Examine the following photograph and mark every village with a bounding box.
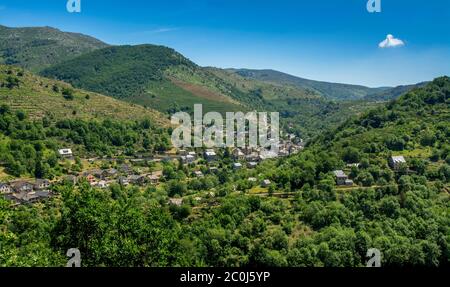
[0,133,307,206]
[0,131,410,207]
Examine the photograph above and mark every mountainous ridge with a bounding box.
[0,25,109,72]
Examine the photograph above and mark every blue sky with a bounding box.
[0,0,449,87]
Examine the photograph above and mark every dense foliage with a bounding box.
[0,25,108,72]
[0,105,170,178]
[41,45,196,101]
[1,77,448,267]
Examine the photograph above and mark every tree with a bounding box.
[342,147,360,163]
[62,87,74,100]
[356,171,374,187]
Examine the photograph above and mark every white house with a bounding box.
[204,149,217,162]
[118,176,130,186]
[261,179,271,188]
[233,162,242,170]
[0,183,11,194]
[97,180,109,189]
[34,179,50,190]
[181,155,195,164]
[58,148,73,158]
[193,171,204,178]
[247,162,258,169]
[389,156,407,170]
[169,198,183,206]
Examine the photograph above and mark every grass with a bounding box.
[0,65,169,125]
[130,79,243,114]
[248,186,268,194]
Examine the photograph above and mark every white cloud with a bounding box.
[145,28,179,34]
[379,34,405,48]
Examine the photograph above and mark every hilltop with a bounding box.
[0,25,108,72]
[40,45,245,114]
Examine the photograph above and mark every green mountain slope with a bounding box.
[364,82,428,101]
[253,77,450,266]
[268,76,450,195]
[0,25,108,72]
[39,43,380,137]
[41,45,244,114]
[0,64,172,180]
[0,64,168,125]
[228,68,392,101]
[207,67,383,137]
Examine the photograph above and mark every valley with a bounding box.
[0,24,448,268]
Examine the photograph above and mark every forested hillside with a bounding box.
[40,45,245,114]
[228,68,390,101]
[0,25,108,72]
[1,77,448,267]
[39,44,382,137]
[0,64,171,180]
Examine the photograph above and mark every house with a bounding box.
[261,179,272,188]
[91,169,104,179]
[102,168,118,179]
[188,151,197,157]
[58,148,73,158]
[85,174,96,183]
[346,163,361,168]
[245,153,259,162]
[97,180,109,189]
[119,164,132,175]
[10,181,34,193]
[35,190,51,200]
[34,179,50,190]
[148,172,162,185]
[344,179,354,186]
[389,156,407,170]
[209,167,219,174]
[232,148,245,161]
[204,149,217,162]
[0,183,11,194]
[278,149,289,157]
[118,176,129,186]
[178,149,188,156]
[233,162,242,170]
[84,169,103,179]
[12,190,49,204]
[181,155,195,164]
[333,170,349,186]
[169,198,183,206]
[248,177,257,182]
[193,171,204,178]
[19,192,40,204]
[247,162,258,169]
[128,175,146,186]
